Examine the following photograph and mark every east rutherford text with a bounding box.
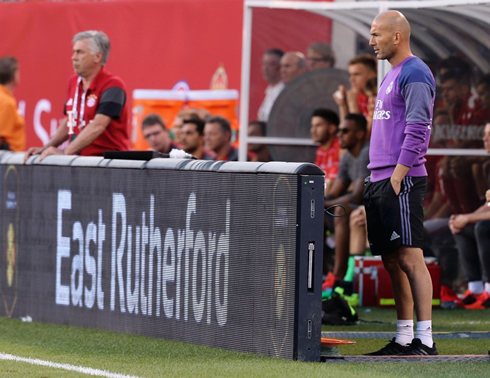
[55,190,230,326]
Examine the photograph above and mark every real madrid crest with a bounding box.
[386,81,394,94]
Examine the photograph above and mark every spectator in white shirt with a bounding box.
[258,49,285,122]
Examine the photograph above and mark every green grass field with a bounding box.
[0,307,488,377]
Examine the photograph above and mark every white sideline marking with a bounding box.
[0,352,140,378]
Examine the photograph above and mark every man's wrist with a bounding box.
[391,175,402,184]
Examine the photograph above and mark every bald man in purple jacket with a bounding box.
[363,10,438,356]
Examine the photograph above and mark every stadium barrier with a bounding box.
[0,152,324,362]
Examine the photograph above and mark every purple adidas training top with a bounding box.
[368,56,436,182]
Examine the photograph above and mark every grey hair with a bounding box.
[307,42,336,67]
[72,30,111,66]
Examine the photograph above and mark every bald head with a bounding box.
[370,10,412,65]
[280,52,307,84]
[374,10,411,39]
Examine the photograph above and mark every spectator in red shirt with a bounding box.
[204,116,238,161]
[470,74,490,125]
[310,108,340,195]
[172,109,202,147]
[181,118,215,160]
[333,54,377,120]
[247,120,271,162]
[440,70,479,127]
[24,30,130,161]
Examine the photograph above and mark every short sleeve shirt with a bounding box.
[64,67,130,156]
[315,137,340,179]
[455,93,479,126]
[0,85,25,151]
[337,142,370,185]
[357,92,370,118]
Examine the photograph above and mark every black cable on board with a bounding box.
[324,204,346,217]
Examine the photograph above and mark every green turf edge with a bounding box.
[0,315,488,378]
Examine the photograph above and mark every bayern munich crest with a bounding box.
[87,94,97,107]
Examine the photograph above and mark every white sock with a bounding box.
[415,320,433,348]
[395,319,413,346]
[468,281,484,294]
[485,282,490,294]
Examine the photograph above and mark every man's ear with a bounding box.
[394,32,401,45]
[94,52,103,64]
